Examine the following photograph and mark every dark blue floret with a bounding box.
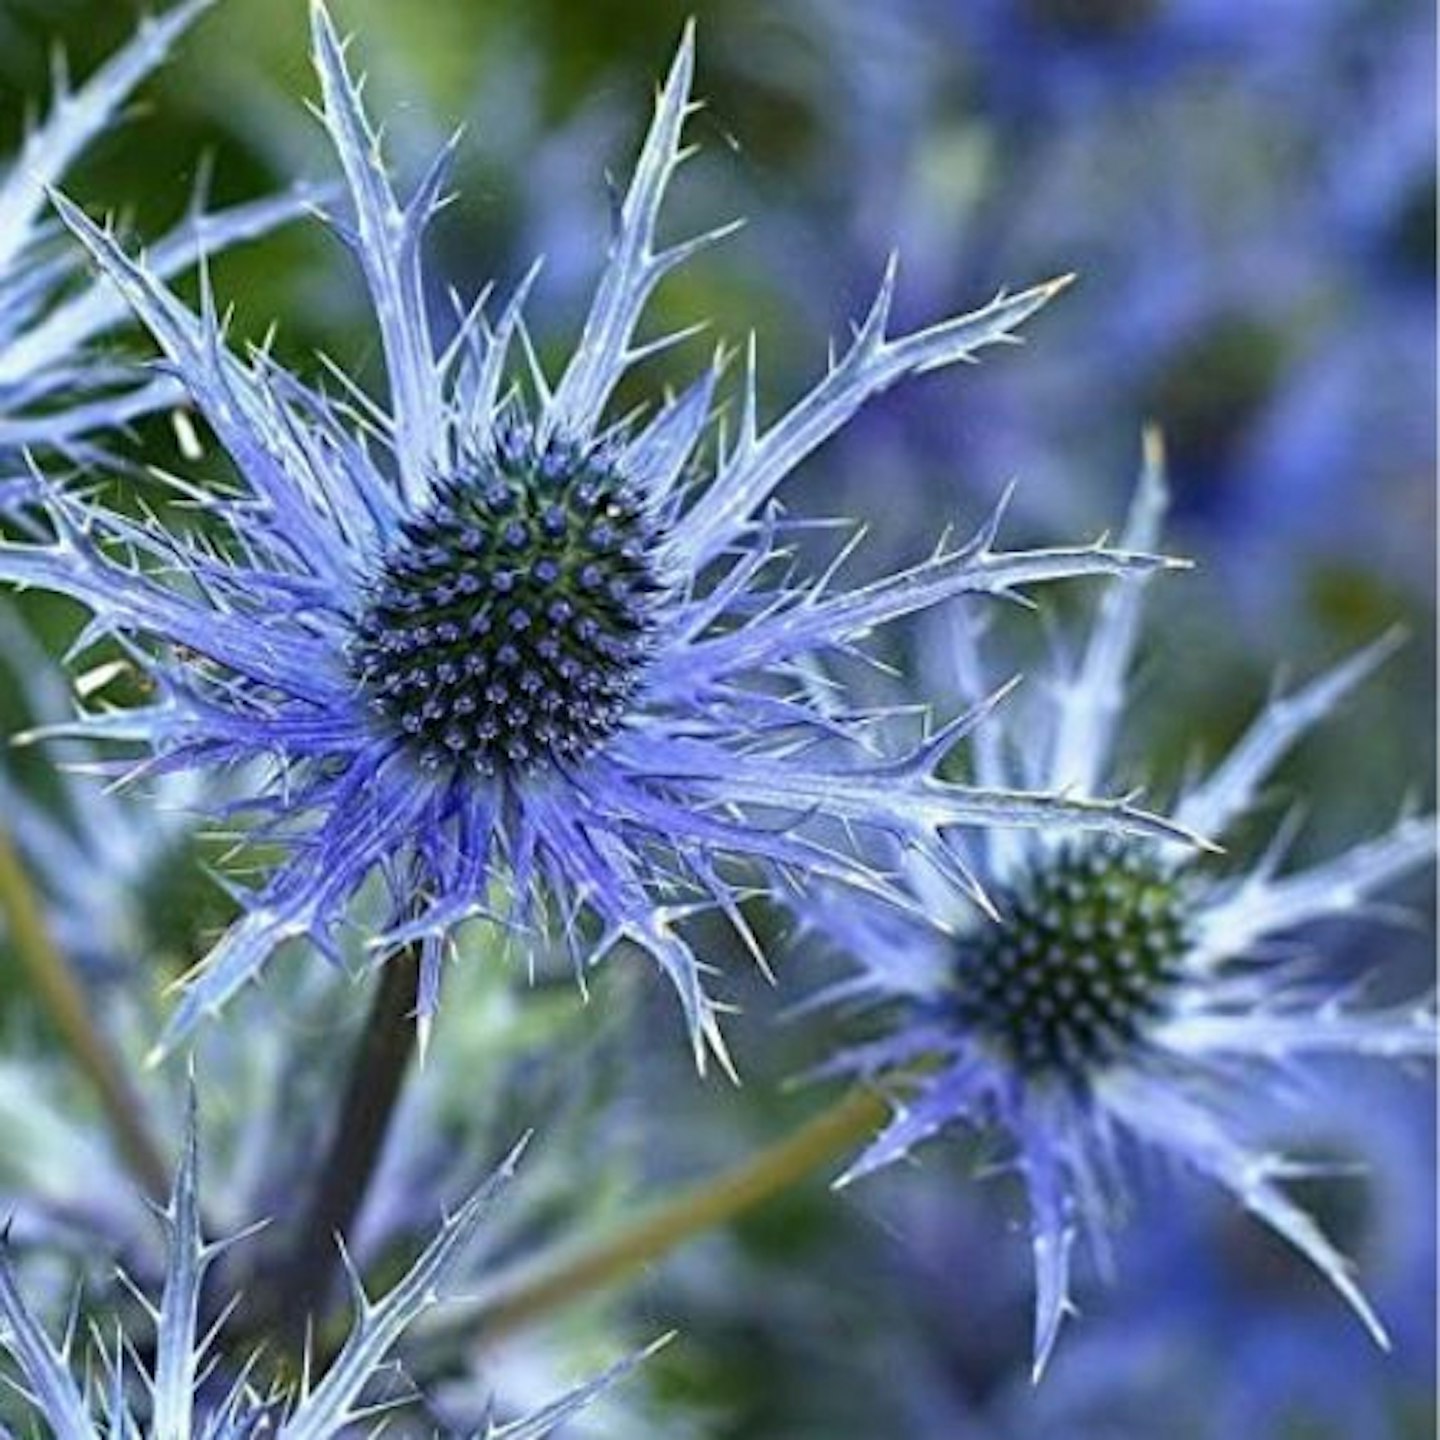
[953,838,1190,1078]
[349,426,660,774]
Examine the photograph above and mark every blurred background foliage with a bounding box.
[0,0,1434,1436]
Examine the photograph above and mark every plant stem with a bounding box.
[279,946,421,1346]
[464,1085,888,1341]
[0,824,171,1202]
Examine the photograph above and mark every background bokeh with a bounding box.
[0,1,1435,1436]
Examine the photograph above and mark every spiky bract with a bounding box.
[0,0,311,471]
[0,1105,645,1440]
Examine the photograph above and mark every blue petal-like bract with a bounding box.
[0,1,313,463]
[0,1105,641,1439]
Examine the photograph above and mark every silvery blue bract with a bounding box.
[0,0,310,476]
[0,1106,647,1440]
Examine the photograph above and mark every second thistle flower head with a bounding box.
[0,3,1189,1068]
[810,435,1437,1377]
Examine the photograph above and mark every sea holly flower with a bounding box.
[0,1,1191,1070]
[808,437,1436,1377]
[0,0,314,473]
[772,0,1433,623]
[0,1105,649,1440]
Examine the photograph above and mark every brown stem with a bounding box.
[278,947,420,1346]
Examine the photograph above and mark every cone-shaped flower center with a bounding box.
[351,425,660,774]
[955,839,1189,1078]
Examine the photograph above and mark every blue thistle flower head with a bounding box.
[0,2,1193,1069]
[809,433,1437,1378]
[0,1101,649,1440]
[0,0,314,478]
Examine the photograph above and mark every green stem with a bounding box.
[0,824,171,1202]
[465,1085,888,1341]
[278,946,421,1348]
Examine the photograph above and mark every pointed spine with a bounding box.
[676,265,1072,568]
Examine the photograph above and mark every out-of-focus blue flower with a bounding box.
[0,3,1192,1071]
[756,0,1435,630]
[809,437,1436,1377]
[0,0,314,476]
[1311,4,1435,291]
[0,1103,648,1440]
[1231,3,1436,594]
[943,0,1314,121]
